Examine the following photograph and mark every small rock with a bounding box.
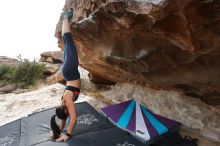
[46,57,53,64]
[40,51,64,63]
[43,63,61,75]
[0,56,20,66]
[46,69,65,84]
[39,56,46,62]
[0,85,16,93]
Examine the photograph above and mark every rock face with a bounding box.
[88,72,116,85]
[55,0,220,106]
[0,56,20,66]
[0,85,16,93]
[39,51,92,85]
[39,51,65,84]
[40,51,64,63]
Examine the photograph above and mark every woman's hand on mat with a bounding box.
[56,134,70,142]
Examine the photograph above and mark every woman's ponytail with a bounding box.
[50,114,61,140]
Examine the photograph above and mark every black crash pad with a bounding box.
[19,102,113,146]
[0,101,147,146]
[0,119,21,146]
[36,127,146,146]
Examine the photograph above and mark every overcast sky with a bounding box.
[0,0,64,60]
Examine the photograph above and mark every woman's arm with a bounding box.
[56,92,77,142]
[65,96,77,134]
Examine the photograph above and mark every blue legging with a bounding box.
[62,32,80,81]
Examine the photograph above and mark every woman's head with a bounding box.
[55,106,68,120]
[50,106,68,140]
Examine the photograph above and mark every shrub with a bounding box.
[0,56,45,88]
[0,65,15,86]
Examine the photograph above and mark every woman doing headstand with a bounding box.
[50,9,80,142]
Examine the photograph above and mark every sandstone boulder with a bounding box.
[0,56,20,66]
[39,51,64,80]
[0,85,16,93]
[43,63,61,75]
[55,0,220,106]
[88,72,116,85]
[40,51,64,63]
[38,56,47,62]
[46,69,65,84]
[46,57,53,64]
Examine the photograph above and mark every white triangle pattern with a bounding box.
[135,102,150,140]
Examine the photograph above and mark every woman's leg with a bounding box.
[56,14,79,142]
[52,11,80,141]
[61,10,81,95]
[62,17,71,35]
[61,16,80,82]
